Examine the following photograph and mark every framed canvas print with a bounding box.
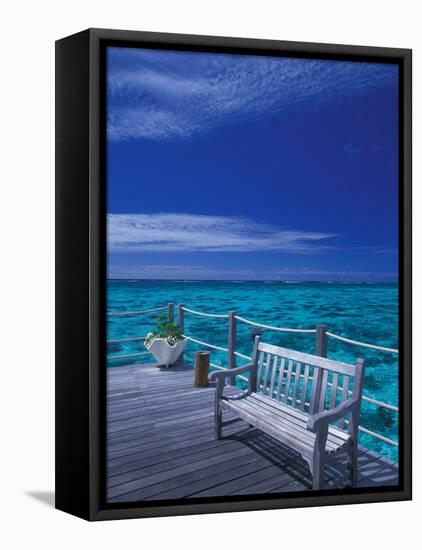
[55,28,412,521]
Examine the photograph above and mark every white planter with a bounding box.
[146,337,189,368]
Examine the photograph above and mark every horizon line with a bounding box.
[107,278,398,284]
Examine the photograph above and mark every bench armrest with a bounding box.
[208,362,254,383]
[307,397,360,432]
[209,363,254,399]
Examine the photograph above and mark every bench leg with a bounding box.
[215,406,222,440]
[347,442,358,487]
[311,452,324,490]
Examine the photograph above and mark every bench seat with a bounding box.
[222,392,351,459]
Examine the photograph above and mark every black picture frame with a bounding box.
[55,28,412,521]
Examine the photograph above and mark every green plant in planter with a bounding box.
[144,315,184,347]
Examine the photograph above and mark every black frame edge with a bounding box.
[55,29,92,521]
[89,27,411,59]
[401,48,412,500]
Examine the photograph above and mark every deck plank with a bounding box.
[107,362,398,503]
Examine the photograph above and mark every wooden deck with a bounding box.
[107,362,398,503]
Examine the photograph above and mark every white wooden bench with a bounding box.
[209,336,365,490]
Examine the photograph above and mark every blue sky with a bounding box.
[106,47,398,281]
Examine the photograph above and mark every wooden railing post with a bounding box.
[177,304,184,333]
[178,304,185,363]
[228,311,237,385]
[316,324,328,357]
[168,303,174,323]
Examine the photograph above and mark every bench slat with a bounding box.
[276,357,286,400]
[291,361,302,407]
[309,366,321,414]
[338,375,350,430]
[300,364,310,411]
[330,372,339,410]
[284,360,294,404]
[261,353,272,395]
[269,355,278,398]
[256,351,265,390]
[319,368,329,412]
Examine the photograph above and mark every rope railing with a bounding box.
[107,304,398,354]
[183,335,229,353]
[326,331,399,354]
[108,336,146,343]
[235,315,317,334]
[358,427,398,447]
[106,302,399,448]
[361,395,398,412]
[107,306,168,317]
[181,306,229,319]
[210,362,226,371]
[108,351,151,360]
[234,351,252,361]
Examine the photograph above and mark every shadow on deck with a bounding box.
[107,362,398,503]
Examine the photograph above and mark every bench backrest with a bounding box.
[249,338,364,432]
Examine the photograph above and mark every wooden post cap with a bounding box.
[194,351,210,387]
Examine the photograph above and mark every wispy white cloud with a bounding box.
[107,213,335,254]
[107,49,397,142]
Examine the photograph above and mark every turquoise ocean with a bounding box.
[107,280,399,461]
